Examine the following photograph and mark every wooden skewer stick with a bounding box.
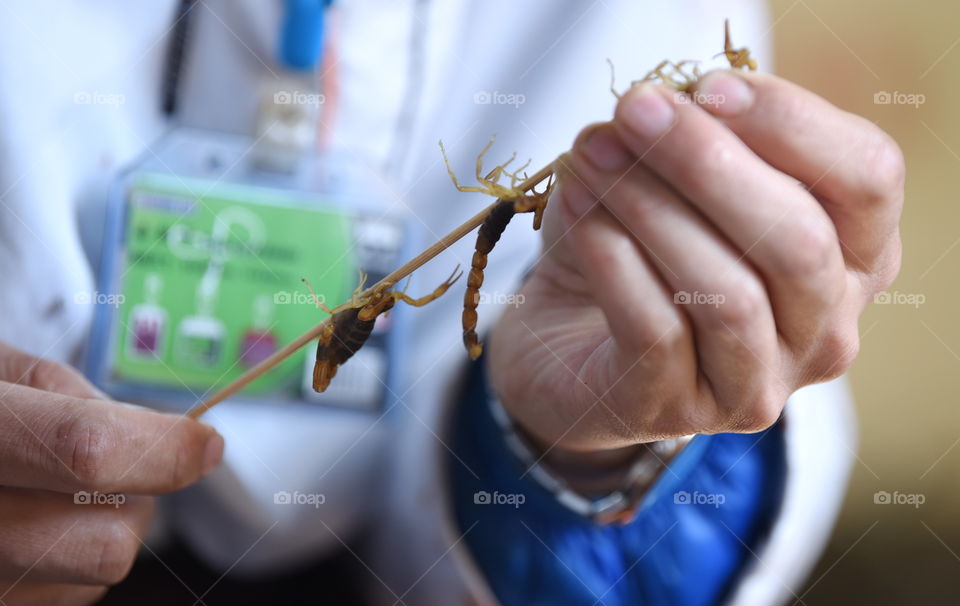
[186,160,557,419]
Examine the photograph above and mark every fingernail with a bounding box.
[697,71,754,116]
[621,84,675,138]
[580,127,632,172]
[202,432,225,474]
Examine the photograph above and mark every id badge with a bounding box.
[85,128,412,414]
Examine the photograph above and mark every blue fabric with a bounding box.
[450,360,787,606]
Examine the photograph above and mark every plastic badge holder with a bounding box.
[85,128,414,414]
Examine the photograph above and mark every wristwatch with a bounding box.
[489,396,693,525]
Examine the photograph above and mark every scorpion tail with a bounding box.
[461,200,516,360]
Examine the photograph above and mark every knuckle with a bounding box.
[780,92,819,135]
[872,236,903,293]
[704,281,766,333]
[727,386,785,433]
[860,131,905,205]
[22,358,68,391]
[650,397,713,438]
[591,233,633,270]
[618,180,669,227]
[812,325,861,382]
[677,137,736,192]
[87,523,138,585]
[621,316,686,362]
[609,385,701,441]
[776,216,838,282]
[50,410,115,487]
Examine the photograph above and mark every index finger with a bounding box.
[0,340,106,399]
[0,381,223,495]
[692,70,905,272]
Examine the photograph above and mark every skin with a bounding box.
[488,70,904,475]
[0,341,223,604]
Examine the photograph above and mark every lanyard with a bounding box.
[162,0,200,116]
[162,0,334,117]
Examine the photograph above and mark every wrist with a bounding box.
[522,428,648,495]
[488,392,692,525]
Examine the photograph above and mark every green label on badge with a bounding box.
[111,173,352,395]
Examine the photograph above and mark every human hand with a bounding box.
[488,70,903,465]
[0,341,224,604]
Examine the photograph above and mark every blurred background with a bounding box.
[768,0,960,603]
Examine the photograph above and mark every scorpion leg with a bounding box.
[352,269,370,295]
[606,58,622,99]
[716,19,758,71]
[439,139,495,195]
[672,61,702,91]
[637,60,671,86]
[378,276,413,319]
[440,136,526,200]
[440,135,511,195]
[474,135,528,193]
[301,277,337,314]
[513,172,555,230]
[723,18,733,62]
[482,140,517,186]
[312,268,378,317]
[474,134,499,183]
[502,158,531,191]
[392,265,463,308]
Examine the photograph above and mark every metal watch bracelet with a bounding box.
[489,395,693,525]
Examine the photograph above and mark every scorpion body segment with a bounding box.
[463,199,517,359]
[313,301,393,391]
[306,267,461,392]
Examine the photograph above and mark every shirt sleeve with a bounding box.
[449,358,787,606]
